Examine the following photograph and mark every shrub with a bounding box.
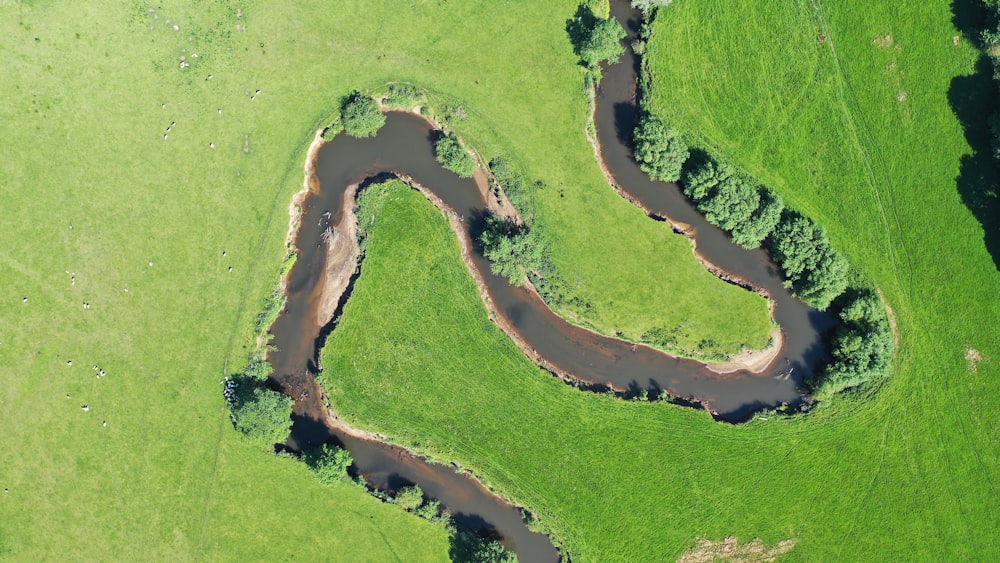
[226,379,293,446]
[382,84,424,110]
[393,485,425,511]
[770,211,849,309]
[340,92,385,138]
[415,499,441,520]
[633,114,689,182]
[814,288,893,396]
[448,528,516,563]
[434,133,476,177]
[254,288,285,335]
[304,444,353,486]
[488,156,532,218]
[241,353,272,381]
[479,215,547,286]
[321,121,342,141]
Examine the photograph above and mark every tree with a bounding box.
[680,157,783,249]
[340,92,385,138]
[743,189,784,248]
[698,176,759,237]
[682,157,736,202]
[304,444,353,486]
[227,379,293,446]
[578,18,626,67]
[448,528,516,563]
[633,115,689,182]
[434,133,476,177]
[479,216,546,286]
[815,288,893,396]
[770,212,849,309]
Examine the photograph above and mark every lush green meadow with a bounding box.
[0,0,770,558]
[316,1,1000,561]
[2,0,996,560]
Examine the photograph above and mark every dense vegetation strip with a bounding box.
[623,2,889,396]
[643,0,998,554]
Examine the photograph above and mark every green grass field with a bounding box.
[314,1,1000,560]
[2,0,997,560]
[0,0,773,558]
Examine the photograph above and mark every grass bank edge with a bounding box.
[225,177,530,563]
[324,83,774,364]
[624,4,894,399]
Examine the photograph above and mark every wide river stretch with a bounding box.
[264,2,835,561]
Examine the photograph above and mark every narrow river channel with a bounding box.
[264,2,835,561]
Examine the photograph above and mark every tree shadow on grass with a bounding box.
[565,4,599,65]
[949,0,1000,270]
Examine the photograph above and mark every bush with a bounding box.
[382,84,424,110]
[415,499,441,520]
[321,121,342,141]
[814,288,893,396]
[578,17,626,67]
[435,132,476,177]
[393,485,425,511]
[340,92,385,138]
[633,114,689,182]
[488,156,533,218]
[769,211,849,309]
[304,444,353,486]
[225,379,293,446]
[241,353,272,381]
[448,528,516,563]
[479,215,547,286]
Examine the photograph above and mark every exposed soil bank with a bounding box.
[264,6,838,555]
[269,143,560,562]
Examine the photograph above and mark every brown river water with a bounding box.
[264,2,835,561]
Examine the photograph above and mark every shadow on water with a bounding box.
[613,101,638,145]
[950,0,1000,270]
[264,2,845,560]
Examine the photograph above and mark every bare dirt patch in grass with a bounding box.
[966,347,984,373]
[676,536,796,563]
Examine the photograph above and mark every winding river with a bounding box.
[265,2,835,561]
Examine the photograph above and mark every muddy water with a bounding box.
[268,120,561,562]
[267,2,834,559]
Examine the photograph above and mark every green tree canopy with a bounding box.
[304,444,353,486]
[578,18,627,67]
[479,216,547,286]
[770,212,849,309]
[633,115,689,182]
[448,528,516,563]
[816,288,893,396]
[341,92,386,138]
[393,485,425,511]
[681,156,783,248]
[227,380,293,446]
